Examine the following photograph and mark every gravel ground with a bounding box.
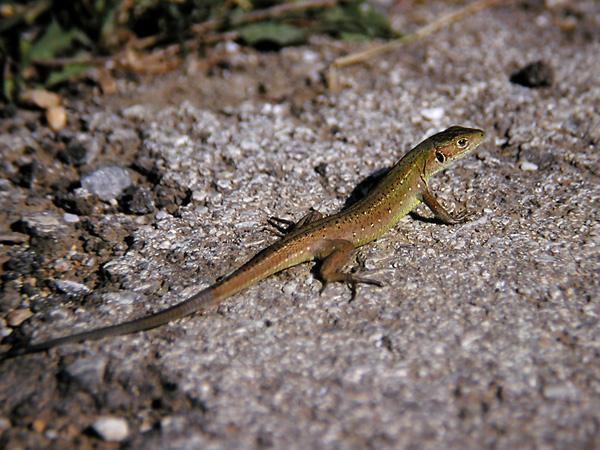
[1,1,599,449]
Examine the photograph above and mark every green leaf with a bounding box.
[99,3,121,50]
[25,19,91,65]
[3,63,16,102]
[340,32,371,43]
[319,2,394,40]
[28,20,75,63]
[358,3,394,38]
[46,63,91,86]
[239,22,306,48]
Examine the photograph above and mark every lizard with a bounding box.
[1,125,485,360]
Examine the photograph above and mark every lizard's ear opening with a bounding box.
[435,151,446,163]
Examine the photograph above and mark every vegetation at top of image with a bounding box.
[0,0,395,104]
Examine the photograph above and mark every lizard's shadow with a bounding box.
[341,166,390,210]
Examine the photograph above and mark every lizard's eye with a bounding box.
[457,138,469,148]
[435,151,446,163]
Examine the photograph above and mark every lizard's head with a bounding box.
[423,125,485,176]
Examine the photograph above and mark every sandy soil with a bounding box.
[1,1,599,449]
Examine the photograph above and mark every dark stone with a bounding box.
[314,162,328,177]
[59,142,88,166]
[510,61,554,88]
[120,186,155,215]
[3,250,42,276]
[154,185,191,214]
[54,187,98,216]
[132,147,162,183]
[14,161,41,188]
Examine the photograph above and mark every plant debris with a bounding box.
[0,0,393,105]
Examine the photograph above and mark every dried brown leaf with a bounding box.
[21,88,62,108]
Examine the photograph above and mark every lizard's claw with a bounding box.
[452,202,472,223]
[319,281,329,296]
[267,216,293,236]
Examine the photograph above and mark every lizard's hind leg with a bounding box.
[318,239,383,300]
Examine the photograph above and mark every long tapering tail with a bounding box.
[1,287,218,360]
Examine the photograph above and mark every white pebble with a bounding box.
[543,383,579,401]
[159,239,172,250]
[92,416,129,442]
[54,279,91,296]
[225,41,240,53]
[63,213,80,223]
[520,160,539,171]
[121,104,148,120]
[155,210,170,220]
[282,281,298,295]
[421,107,445,121]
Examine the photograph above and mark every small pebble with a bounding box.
[65,133,101,166]
[54,279,91,296]
[543,383,579,400]
[19,212,66,237]
[282,281,298,296]
[121,186,155,215]
[0,416,10,432]
[7,308,33,327]
[61,142,88,166]
[92,416,129,442]
[0,320,11,337]
[225,41,240,53]
[64,356,107,391]
[520,160,539,171]
[421,107,445,121]
[159,240,172,250]
[54,259,71,273]
[15,161,40,188]
[63,213,80,223]
[510,61,553,88]
[0,179,12,191]
[47,106,67,131]
[155,210,170,220]
[81,166,132,202]
[45,429,59,440]
[121,104,148,120]
[32,419,46,433]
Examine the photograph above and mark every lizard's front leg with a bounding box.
[421,187,470,225]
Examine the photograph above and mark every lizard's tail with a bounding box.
[1,287,218,361]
